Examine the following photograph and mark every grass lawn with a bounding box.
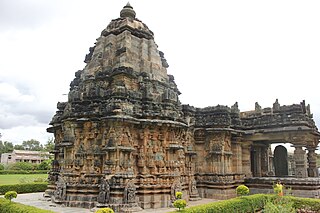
[0,174,48,185]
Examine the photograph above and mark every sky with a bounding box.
[0,0,320,146]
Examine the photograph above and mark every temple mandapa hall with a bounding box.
[46,3,320,212]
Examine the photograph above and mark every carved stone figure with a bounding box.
[171,179,182,201]
[54,176,67,201]
[255,102,262,113]
[190,178,197,194]
[124,181,136,204]
[97,178,110,204]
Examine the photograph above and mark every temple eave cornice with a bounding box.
[243,126,318,135]
[102,25,154,40]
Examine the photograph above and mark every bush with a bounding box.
[4,191,17,202]
[7,162,34,170]
[173,199,187,211]
[169,194,275,213]
[95,207,115,213]
[168,194,320,213]
[0,182,47,195]
[36,160,52,170]
[0,170,48,175]
[176,191,183,199]
[290,196,320,212]
[0,164,4,170]
[0,198,54,213]
[264,197,295,213]
[236,184,249,196]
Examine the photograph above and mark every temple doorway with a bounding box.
[274,145,288,176]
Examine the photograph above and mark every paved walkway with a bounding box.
[6,193,218,213]
[9,193,89,213]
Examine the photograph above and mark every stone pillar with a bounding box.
[260,145,269,177]
[267,147,274,175]
[293,145,308,178]
[254,147,262,177]
[241,142,252,177]
[307,147,318,177]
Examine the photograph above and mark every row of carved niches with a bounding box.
[61,122,177,147]
[195,155,233,174]
[195,174,245,184]
[55,124,194,175]
[53,175,138,206]
[207,132,232,152]
[194,130,232,151]
[195,106,232,127]
[241,101,315,129]
[51,172,140,189]
[67,66,179,102]
[181,101,316,131]
[60,159,193,177]
[59,97,181,120]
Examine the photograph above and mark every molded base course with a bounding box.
[138,194,172,209]
[198,187,236,200]
[245,177,320,198]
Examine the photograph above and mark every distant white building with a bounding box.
[0,150,50,165]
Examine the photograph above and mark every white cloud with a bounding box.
[0,82,53,129]
[0,82,34,103]
[0,125,52,145]
[0,0,320,144]
[0,113,38,129]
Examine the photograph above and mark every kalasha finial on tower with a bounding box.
[120,2,136,19]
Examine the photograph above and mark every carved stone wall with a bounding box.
[46,3,320,211]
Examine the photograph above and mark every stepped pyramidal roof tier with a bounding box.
[50,3,182,127]
[46,4,320,211]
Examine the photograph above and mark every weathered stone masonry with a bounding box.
[47,4,320,211]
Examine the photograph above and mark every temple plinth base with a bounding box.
[245,177,320,198]
[189,192,201,201]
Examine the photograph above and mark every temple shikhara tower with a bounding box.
[47,4,320,211]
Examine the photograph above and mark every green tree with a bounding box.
[44,138,55,152]
[173,199,187,211]
[14,144,25,150]
[173,191,187,211]
[175,191,182,199]
[0,141,14,155]
[4,191,17,202]
[22,139,43,151]
[236,184,250,196]
[37,159,52,170]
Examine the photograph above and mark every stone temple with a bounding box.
[46,3,320,211]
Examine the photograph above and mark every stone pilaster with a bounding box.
[293,145,308,178]
[231,139,242,174]
[307,147,318,177]
[241,142,252,177]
